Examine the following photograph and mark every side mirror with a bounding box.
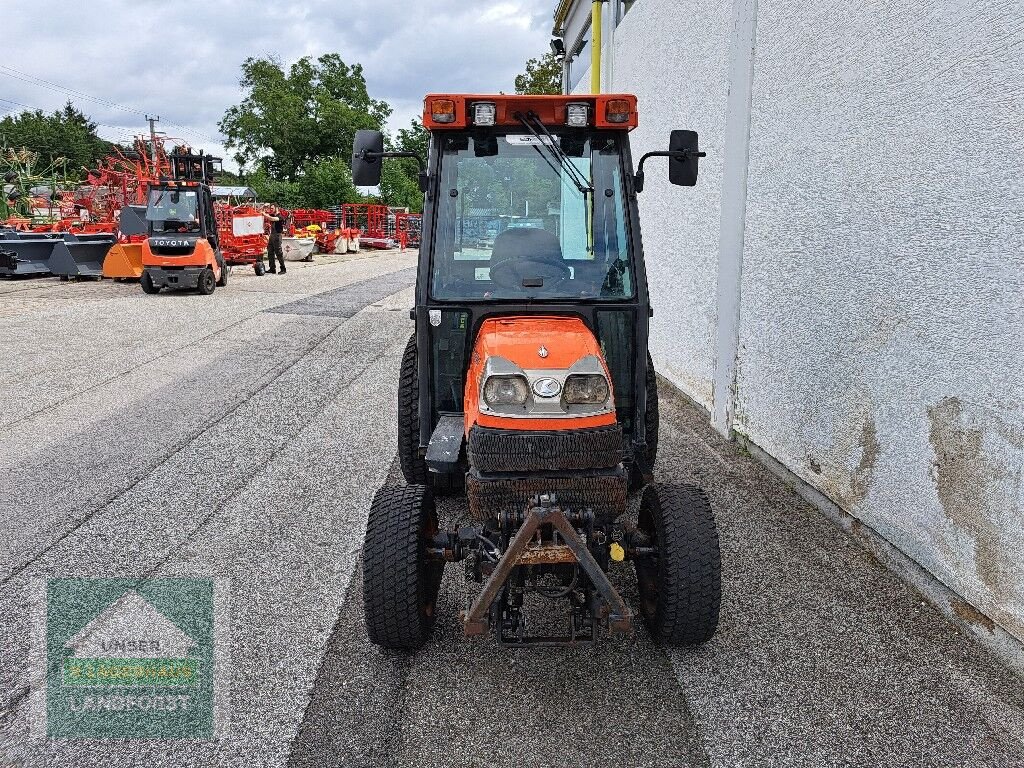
[668,130,700,187]
[633,131,705,193]
[352,130,384,186]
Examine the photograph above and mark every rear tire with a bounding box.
[398,333,463,495]
[363,484,443,650]
[629,352,660,490]
[635,483,721,646]
[216,264,228,287]
[140,271,159,294]
[255,260,265,276]
[197,267,215,295]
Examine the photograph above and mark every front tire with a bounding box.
[140,271,159,294]
[363,485,443,650]
[635,483,721,646]
[216,264,228,287]
[197,267,216,295]
[254,260,265,276]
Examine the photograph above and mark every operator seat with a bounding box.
[490,227,563,269]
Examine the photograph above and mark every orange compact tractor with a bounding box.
[139,150,227,295]
[355,94,719,648]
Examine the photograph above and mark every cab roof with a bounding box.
[422,94,638,131]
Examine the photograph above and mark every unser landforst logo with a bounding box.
[62,590,198,710]
[43,578,220,739]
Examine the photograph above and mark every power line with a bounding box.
[0,65,223,145]
[0,96,140,136]
[0,65,146,117]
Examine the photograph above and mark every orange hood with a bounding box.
[464,316,617,433]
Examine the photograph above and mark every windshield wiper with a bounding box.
[513,111,595,253]
[513,111,592,197]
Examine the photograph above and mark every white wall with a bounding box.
[576,0,1024,644]
[612,0,733,408]
[735,0,1024,641]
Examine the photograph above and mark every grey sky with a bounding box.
[0,1,555,169]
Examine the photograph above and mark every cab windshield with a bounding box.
[146,188,200,233]
[431,131,632,301]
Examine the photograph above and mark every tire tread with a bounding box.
[638,483,721,646]
[362,484,440,650]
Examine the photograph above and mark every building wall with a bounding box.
[734,0,1024,642]
[558,0,1024,645]
[610,0,733,407]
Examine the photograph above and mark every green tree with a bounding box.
[220,54,391,181]
[0,102,114,178]
[514,52,563,95]
[298,157,358,208]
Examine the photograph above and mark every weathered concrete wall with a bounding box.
[556,0,1024,649]
[610,0,732,408]
[733,0,1024,641]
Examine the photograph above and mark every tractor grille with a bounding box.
[466,468,628,522]
[467,424,623,474]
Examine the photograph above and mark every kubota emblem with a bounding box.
[532,377,561,398]
[538,345,549,358]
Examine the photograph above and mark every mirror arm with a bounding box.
[633,149,707,193]
[359,150,429,192]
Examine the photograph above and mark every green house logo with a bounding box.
[41,578,226,739]
[62,590,200,689]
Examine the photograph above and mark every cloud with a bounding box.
[0,0,554,169]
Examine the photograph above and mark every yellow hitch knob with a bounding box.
[609,542,625,562]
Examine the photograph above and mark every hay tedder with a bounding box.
[353,94,720,649]
[1,149,113,279]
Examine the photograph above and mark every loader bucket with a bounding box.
[0,238,58,276]
[48,236,114,278]
[117,205,148,238]
[102,242,144,279]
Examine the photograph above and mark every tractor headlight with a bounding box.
[483,375,530,406]
[563,374,610,405]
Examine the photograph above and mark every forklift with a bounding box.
[354,94,720,648]
[139,150,227,295]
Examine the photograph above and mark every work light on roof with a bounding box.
[472,102,496,126]
[566,103,590,127]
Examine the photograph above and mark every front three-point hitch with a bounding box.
[426,494,655,647]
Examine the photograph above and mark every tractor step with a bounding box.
[425,414,464,473]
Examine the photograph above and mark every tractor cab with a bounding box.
[140,150,227,295]
[355,94,720,649]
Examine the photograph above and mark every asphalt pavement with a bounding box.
[1,251,1021,767]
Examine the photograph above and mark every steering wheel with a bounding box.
[489,255,572,291]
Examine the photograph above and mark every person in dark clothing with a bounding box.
[265,207,287,274]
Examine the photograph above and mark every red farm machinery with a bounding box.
[215,202,268,275]
[395,211,422,251]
